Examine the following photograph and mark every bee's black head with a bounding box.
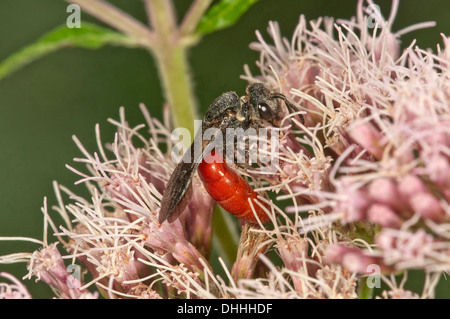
[246,83,282,126]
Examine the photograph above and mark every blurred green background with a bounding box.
[0,0,449,299]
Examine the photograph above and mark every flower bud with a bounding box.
[326,244,387,274]
[367,204,402,229]
[368,178,406,212]
[348,122,385,159]
[398,175,427,198]
[29,244,89,299]
[410,193,446,222]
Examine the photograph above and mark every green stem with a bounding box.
[179,0,213,37]
[152,47,197,135]
[212,206,240,266]
[147,0,198,136]
[66,0,154,47]
[358,276,375,299]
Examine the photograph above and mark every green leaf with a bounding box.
[0,22,139,81]
[196,0,259,36]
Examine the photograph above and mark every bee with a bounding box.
[159,83,303,224]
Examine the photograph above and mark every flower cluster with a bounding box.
[1,0,449,298]
[244,0,449,297]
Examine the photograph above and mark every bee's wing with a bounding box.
[159,157,198,223]
[159,130,201,223]
[159,130,219,224]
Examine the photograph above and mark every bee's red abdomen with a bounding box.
[198,151,270,224]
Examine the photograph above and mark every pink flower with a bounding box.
[0,273,32,299]
[27,244,94,299]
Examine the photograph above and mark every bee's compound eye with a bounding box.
[258,102,273,121]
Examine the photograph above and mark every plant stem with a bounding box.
[66,0,154,47]
[212,206,239,266]
[152,47,197,136]
[145,0,176,40]
[358,276,375,299]
[147,0,198,136]
[179,0,213,37]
